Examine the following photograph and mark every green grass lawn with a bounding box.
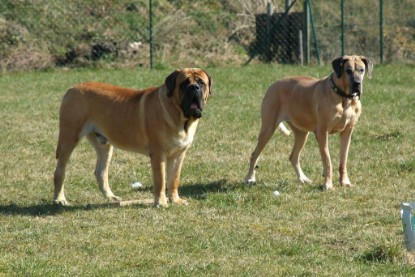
[1,63,415,276]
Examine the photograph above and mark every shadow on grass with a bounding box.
[0,179,239,217]
[180,178,236,200]
[0,201,80,217]
[0,199,158,217]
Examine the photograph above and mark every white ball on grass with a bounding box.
[273,190,280,197]
[131,182,143,189]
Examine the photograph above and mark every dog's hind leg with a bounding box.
[245,119,281,184]
[54,130,79,206]
[87,134,121,202]
[245,90,287,184]
[287,123,312,184]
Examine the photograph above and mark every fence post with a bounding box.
[149,0,153,69]
[303,0,310,64]
[266,1,272,62]
[299,30,303,65]
[379,0,383,64]
[340,0,345,56]
[308,0,320,65]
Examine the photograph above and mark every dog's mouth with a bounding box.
[350,83,363,99]
[190,99,201,110]
[182,89,204,119]
[187,96,203,118]
[179,80,206,118]
[352,83,362,93]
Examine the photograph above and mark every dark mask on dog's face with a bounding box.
[179,78,205,118]
[165,69,212,119]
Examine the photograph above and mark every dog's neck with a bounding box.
[158,87,199,134]
[329,74,360,100]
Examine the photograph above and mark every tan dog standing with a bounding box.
[245,55,373,190]
[54,68,212,207]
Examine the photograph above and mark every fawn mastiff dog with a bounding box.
[54,68,212,207]
[245,55,373,190]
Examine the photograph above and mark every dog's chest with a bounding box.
[169,120,199,153]
[330,101,361,133]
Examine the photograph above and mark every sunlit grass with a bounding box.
[1,64,415,276]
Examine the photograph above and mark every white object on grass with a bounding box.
[273,190,280,197]
[131,182,143,189]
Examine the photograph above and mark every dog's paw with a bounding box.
[245,179,256,185]
[298,175,312,184]
[154,196,169,208]
[340,177,353,188]
[340,182,353,188]
[170,197,189,206]
[53,199,70,206]
[323,183,335,191]
[245,176,256,184]
[105,195,122,202]
[154,201,169,208]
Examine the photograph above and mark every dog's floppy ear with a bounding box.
[202,69,213,95]
[165,69,180,97]
[332,56,347,78]
[360,56,373,79]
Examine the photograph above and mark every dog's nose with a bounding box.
[353,80,361,89]
[188,84,200,92]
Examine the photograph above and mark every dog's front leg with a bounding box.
[315,129,334,190]
[339,127,354,187]
[166,152,188,205]
[150,153,168,208]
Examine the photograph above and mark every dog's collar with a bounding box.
[329,74,359,100]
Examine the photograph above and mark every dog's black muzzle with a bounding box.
[182,84,204,118]
[351,79,363,99]
[352,81,362,94]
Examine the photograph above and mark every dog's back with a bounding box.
[261,76,325,133]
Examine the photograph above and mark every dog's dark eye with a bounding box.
[180,79,190,91]
[358,68,364,74]
[197,79,205,87]
[346,68,353,75]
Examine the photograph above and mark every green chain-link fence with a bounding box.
[0,0,414,71]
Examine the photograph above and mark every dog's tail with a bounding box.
[278,123,290,136]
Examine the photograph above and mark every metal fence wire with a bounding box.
[246,1,306,64]
[0,0,414,71]
[245,0,415,65]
